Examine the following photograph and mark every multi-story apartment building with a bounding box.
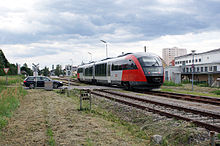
[162,47,187,66]
[174,48,220,85]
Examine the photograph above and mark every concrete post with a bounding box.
[210,131,215,146]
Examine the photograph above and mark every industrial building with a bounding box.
[165,48,220,86]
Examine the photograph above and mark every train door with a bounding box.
[107,62,111,83]
[83,68,85,81]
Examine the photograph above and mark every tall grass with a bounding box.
[0,75,27,131]
[0,75,24,86]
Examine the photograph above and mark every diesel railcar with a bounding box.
[77,52,164,89]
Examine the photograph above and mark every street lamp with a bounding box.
[100,40,108,58]
[191,50,196,91]
[88,52,92,62]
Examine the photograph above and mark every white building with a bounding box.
[65,65,77,76]
[174,48,220,85]
[162,47,187,66]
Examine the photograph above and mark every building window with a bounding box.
[186,68,189,72]
[189,60,191,63]
[186,60,188,63]
[190,68,192,72]
[197,67,199,72]
[214,66,217,72]
[182,61,185,65]
[209,66,212,71]
[201,67,203,72]
[205,67,208,72]
[199,58,201,62]
[195,59,198,62]
[183,68,185,72]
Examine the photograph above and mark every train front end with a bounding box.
[131,53,164,89]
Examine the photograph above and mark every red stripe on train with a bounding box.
[122,55,147,82]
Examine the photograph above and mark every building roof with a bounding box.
[175,48,220,59]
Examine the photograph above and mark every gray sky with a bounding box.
[1,0,220,69]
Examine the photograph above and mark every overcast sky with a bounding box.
[1,0,220,69]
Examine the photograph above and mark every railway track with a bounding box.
[142,90,220,106]
[92,89,220,133]
[59,78,220,106]
[58,78,79,86]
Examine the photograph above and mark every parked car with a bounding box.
[23,76,63,89]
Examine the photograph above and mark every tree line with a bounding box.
[0,49,65,76]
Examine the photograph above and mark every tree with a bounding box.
[42,66,50,76]
[0,49,17,75]
[21,63,33,76]
[55,64,63,76]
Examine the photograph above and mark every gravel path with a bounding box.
[0,89,147,145]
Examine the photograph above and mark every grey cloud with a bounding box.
[1,0,220,45]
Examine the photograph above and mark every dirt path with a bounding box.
[0,89,147,145]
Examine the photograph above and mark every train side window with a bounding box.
[108,64,111,76]
[95,63,106,76]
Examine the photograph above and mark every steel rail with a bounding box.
[91,91,220,132]
[142,90,220,106]
[99,90,220,119]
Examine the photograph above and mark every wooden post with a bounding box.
[6,75,8,85]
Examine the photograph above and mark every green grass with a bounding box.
[65,89,149,142]
[0,75,24,86]
[46,126,56,146]
[210,90,220,95]
[0,75,27,131]
[163,81,182,87]
[160,88,220,98]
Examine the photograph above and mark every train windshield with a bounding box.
[138,56,163,75]
[138,56,162,67]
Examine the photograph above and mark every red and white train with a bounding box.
[77,52,164,90]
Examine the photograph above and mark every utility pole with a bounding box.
[191,50,196,91]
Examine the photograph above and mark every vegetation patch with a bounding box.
[46,124,56,146]
[0,76,27,131]
[160,87,220,98]
[163,81,182,86]
[60,89,210,145]
[210,90,220,95]
[60,89,149,144]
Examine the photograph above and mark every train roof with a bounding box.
[78,52,160,68]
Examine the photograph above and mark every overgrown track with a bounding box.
[142,90,220,106]
[92,89,220,133]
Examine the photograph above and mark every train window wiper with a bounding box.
[152,60,159,66]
